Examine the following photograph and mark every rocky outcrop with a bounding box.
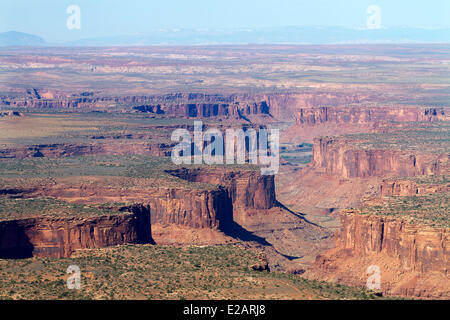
[266,92,362,120]
[165,168,277,225]
[312,137,448,179]
[134,101,270,119]
[0,142,174,159]
[0,110,23,118]
[21,179,235,238]
[283,105,448,144]
[380,179,450,197]
[8,92,271,119]
[0,208,152,258]
[296,106,448,126]
[335,211,449,274]
[145,187,233,232]
[5,91,368,121]
[310,211,449,298]
[14,166,274,235]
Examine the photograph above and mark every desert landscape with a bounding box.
[0,43,448,300]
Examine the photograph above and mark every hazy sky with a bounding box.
[1,0,449,43]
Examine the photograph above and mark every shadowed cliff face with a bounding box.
[0,208,153,258]
[3,91,366,121]
[6,93,271,119]
[135,102,270,119]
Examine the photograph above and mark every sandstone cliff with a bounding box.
[310,211,449,298]
[27,180,233,233]
[165,168,277,225]
[266,92,362,120]
[283,105,448,144]
[296,106,448,126]
[145,187,233,232]
[0,142,174,159]
[380,179,450,197]
[336,211,448,274]
[0,208,152,258]
[134,101,270,119]
[7,92,271,119]
[5,91,367,121]
[312,137,448,179]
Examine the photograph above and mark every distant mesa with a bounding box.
[0,110,24,118]
[0,31,46,46]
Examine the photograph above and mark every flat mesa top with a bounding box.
[359,190,450,228]
[340,122,450,154]
[0,197,127,222]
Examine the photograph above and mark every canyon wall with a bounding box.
[6,90,448,124]
[27,180,235,236]
[284,105,448,143]
[4,91,367,121]
[312,137,448,179]
[335,211,448,274]
[311,211,449,298]
[144,187,233,231]
[20,166,275,235]
[132,92,364,121]
[0,142,174,159]
[165,168,277,225]
[134,101,270,119]
[266,92,362,120]
[380,179,450,197]
[0,111,23,118]
[6,92,271,119]
[0,208,152,258]
[296,106,448,125]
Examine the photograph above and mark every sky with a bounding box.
[0,0,449,43]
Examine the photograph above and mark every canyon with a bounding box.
[0,44,449,300]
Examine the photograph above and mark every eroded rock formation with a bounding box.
[145,187,233,231]
[310,211,449,298]
[165,168,277,225]
[312,137,448,179]
[380,179,450,197]
[336,211,448,274]
[0,142,174,159]
[296,106,448,126]
[0,207,152,258]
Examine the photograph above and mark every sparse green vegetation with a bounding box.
[402,174,449,185]
[0,245,382,300]
[0,154,261,195]
[346,122,450,154]
[0,197,127,221]
[360,192,449,228]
